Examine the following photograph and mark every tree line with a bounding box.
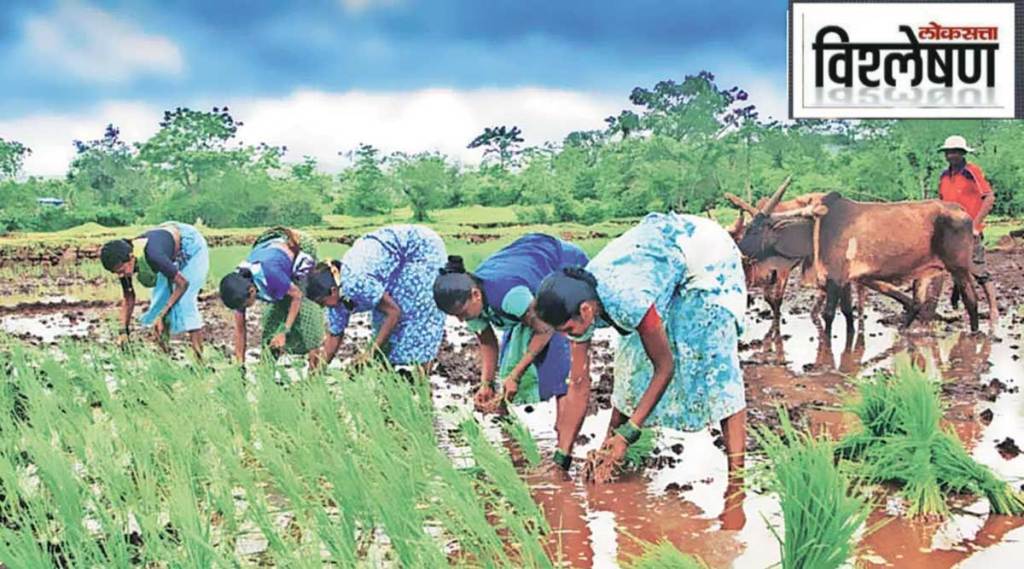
[2,70,1023,233]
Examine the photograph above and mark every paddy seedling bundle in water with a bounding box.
[755,410,872,569]
[837,363,1024,518]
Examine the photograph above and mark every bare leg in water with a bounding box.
[719,409,747,530]
[188,329,204,360]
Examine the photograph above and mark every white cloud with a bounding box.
[23,0,184,83]
[1,87,621,177]
[0,102,161,177]
[232,87,621,170]
[0,76,787,178]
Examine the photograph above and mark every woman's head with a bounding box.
[535,267,600,337]
[433,256,484,321]
[307,262,342,307]
[100,239,135,278]
[219,269,257,310]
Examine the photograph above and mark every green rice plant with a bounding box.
[0,338,553,567]
[500,414,542,467]
[624,428,658,468]
[838,362,1024,517]
[755,409,872,569]
[622,539,706,569]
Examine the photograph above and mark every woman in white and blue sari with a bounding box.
[100,222,210,357]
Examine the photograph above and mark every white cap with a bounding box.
[939,135,974,153]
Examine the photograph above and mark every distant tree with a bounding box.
[68,124,147,209]
[289,155,333,200]
[0,138,31,180]
[625,71,757,141]
[137,107,282,193]
[339,144,392,216]
[468,126,525,169]
[389,152,453,221]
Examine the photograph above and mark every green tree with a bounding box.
[339,144,392,216]
[137,107,282,193]
[468,126,525,169]
[0,138,31,180]
[389,152,453,221]
[67,124,151,213]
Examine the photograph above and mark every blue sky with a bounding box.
[0,0,789,175]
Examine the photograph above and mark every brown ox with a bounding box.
[735,187,980,336]
[726,182,826,324]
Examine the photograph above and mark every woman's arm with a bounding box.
[116,277,135,344]
[233,310,247,364]
[269,283,304,350]
[322,333,343,367]
[157,273,189,322]
[627,306,675,428]
[370,291,402,354]
[503,307,552,382]
[477,325,499,388]
[556,338,592,454]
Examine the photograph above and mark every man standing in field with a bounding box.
[937,135,998,322]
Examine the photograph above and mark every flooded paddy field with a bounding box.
[1,245,1023,567]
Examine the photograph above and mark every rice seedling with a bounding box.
[622,539,706,568]
[837,362,1024,518]
[624,428,657,468]
[0,338,553,567]
[755,409,872,569]
[500,414,542,467]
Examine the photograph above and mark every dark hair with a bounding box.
[433,256,479,314]
[100,239,133,272]
[307,261,341,302]
[219,269,254,310]
[534,266,598,327]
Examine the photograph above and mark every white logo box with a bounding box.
[789,0,1020,118]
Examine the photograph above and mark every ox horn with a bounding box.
[761,175,793,215]
[724,192,759,216]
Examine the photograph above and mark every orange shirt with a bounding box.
[938,162,993,228]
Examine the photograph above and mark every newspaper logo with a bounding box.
[789,1,1021,118]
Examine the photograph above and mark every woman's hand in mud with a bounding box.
[116,333,130,349]
[501,375,520,404]
[582,435,628,484]
[153,318,166,340]
[269,332,287,350]
[474,384,496,411]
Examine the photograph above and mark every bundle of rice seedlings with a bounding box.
[838,362,1024,517]
[500,415,542,467]
[624,428,657,468]
[622,539,706,569]
[755,410,871,569]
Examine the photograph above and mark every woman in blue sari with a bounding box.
[305,225,447,370]
[534,212,747,513]
[100,222,210,357]
[433,234,589,426]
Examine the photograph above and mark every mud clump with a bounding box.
[434,342,479,385]
[979,408,994,425]
[996,437,1021,460]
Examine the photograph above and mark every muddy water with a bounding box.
[2,288,1023,567]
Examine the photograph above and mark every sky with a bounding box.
[0,0,790,177]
